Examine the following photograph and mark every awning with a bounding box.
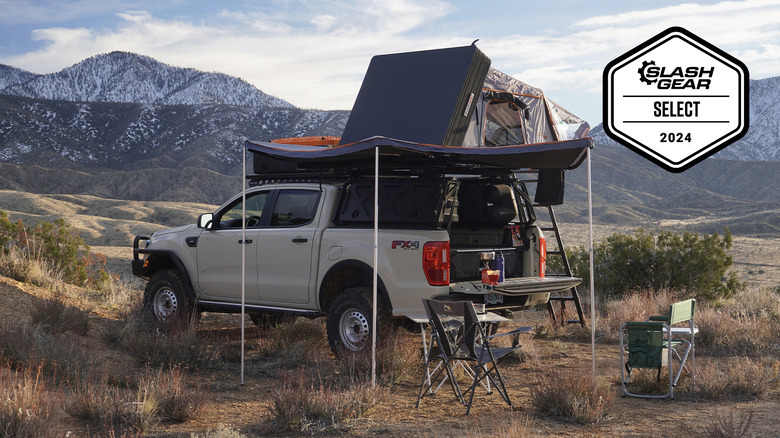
[245,135,593,172]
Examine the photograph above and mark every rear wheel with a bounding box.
[326,286,393,356]
[143,269,193,323]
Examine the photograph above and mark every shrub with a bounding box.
[0,211,108,287]
[530,369,613,425]
[562,228,743,300]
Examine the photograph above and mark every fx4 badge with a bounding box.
[391,240,420,250]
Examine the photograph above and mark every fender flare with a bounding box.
[319,259,393,314]
[136,249,197,304]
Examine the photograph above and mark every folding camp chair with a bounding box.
[416,298,531,415]
[620,298,697,399]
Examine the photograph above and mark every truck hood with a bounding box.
[152,224,197,238]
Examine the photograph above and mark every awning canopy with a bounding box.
[245,135,593,173]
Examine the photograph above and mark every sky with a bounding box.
[1,0,779,126]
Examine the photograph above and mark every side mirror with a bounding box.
[197,213,214,230]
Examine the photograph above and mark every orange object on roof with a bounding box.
[270,136,341,146]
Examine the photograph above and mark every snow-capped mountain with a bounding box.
[0,52,346,173]
[0,95,347,173]
[590,76,780,162]
[0,51,293,108]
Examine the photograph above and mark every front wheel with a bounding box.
[326,286,393,357]
[143,269,193,323]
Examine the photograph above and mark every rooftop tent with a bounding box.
[338,44,491,147]
[461,68,591,147]
[336,43,590,151]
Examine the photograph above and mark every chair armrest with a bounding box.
[648,315,668,322]
[484,326,532,348]
[484,326,532,340]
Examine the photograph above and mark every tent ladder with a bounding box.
[537,204,586,327]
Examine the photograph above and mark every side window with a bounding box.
[484,101,526,146]
[216,191,269,228]
[270,190,321,227]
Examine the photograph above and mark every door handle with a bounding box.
[292,238,308,243]
[238,239,253,244]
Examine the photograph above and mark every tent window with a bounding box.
[484,101,526,146]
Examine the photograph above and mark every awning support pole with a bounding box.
[372,146,379,388]
[587,146,596,384]
[241,145,247,386]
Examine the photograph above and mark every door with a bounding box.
[256,189,322,304]
[196,190,270,302]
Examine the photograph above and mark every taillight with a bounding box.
[539,237,547,278]
[423,241,450,286]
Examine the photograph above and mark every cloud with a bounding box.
[1,1,462,110]
[1,0,778,120]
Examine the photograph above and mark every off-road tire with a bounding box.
[326,286,394,357]
[143,269,193,324]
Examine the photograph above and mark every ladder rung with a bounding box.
[549,296,576,301]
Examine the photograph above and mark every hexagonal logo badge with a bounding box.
[604,27,749,172]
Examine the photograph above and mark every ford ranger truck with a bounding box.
[132,173,581,354]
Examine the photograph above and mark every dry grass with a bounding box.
[468,413,537,438]
[29,291,91,336]
[530,368,614,425]
[65,368,151,436]
[268,366,385,433]
[65,364,203,436]
[703,408,755,438]
[253,317,331,374]
[692,357,780,401]
[0,362,58,438]
[0,246,62,288]
[696,287,780,357]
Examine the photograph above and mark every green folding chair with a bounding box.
[620,298,696,399]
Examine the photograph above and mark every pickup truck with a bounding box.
[132,172,581,354]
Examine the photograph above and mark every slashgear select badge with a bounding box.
[604,27,749,172]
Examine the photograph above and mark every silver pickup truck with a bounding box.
[133,173,581,354]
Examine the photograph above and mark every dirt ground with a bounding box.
[1,276,777,437]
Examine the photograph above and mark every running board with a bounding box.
[197,300,321,318]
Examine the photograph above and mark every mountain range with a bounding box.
[0,52,348,174]
[0,52,294,108]
[0,51,777,236]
